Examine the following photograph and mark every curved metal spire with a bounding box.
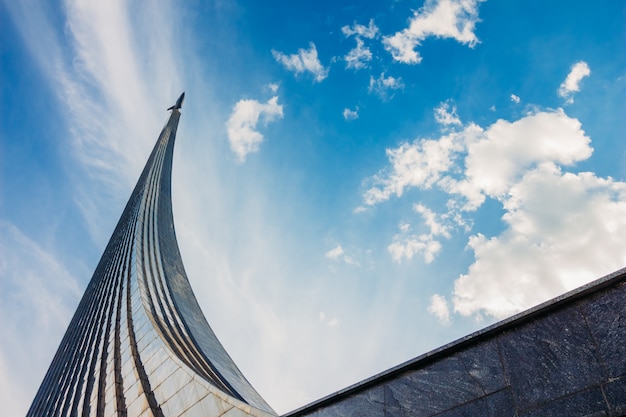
[27,94,276,417]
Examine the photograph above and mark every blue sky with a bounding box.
[1,0,625,414]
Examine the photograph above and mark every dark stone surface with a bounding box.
[580,281,626,379]
[311,386,384,417]
[434,389,516,417]
[519,387,608,417]
[499,305,604,409]
[384,355,485,416]
[604,376,626,417]
[457,339,507,395]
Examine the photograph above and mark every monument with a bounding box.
[27,93,626,416]
[27,93,275,417]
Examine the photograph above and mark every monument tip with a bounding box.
[167,92,185,111]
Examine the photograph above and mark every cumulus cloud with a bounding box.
[226,96,284,162]
[342,19,378,70]
[451,109,592,208]
[344,38,373,70]
[414,203,451,238]
[341,19,379,39]
[558,61,591,103]
[387,204,456,263]
[453,164,626,319]
[428,294,451,324]
[364,99,626,321]
[368,72,405,99]
[364,106,592,211]
[363,124,480,205]
[383,0,485,64]
[272,43,329,82]
[434,100,462,126]
[510,94,520,103]
[389,235,442,263]
[343,107,359,120]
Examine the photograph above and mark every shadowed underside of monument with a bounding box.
[27,94,276,417]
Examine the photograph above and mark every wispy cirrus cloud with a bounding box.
[0,221,82,416]
[0,2,187,413]
[383,0,485,64]
[272,43,329,82]
[4,0,184,245]
[226,96,284,163]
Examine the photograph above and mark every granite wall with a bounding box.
[285,270,626,417]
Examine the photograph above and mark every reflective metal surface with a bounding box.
[27,96,275,417]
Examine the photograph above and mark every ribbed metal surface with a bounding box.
[27,99,276,417]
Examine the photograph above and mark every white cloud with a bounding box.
[368,72,405,99]
[364,108,592,211]
[383,0,485,64]
[326,245,345,260]
[267,82,280,93]
[558,61,591,103]
[3,0,188,246]
[414,203,451,238]
[387,203,458,263]
[428,294,451,324]
[399,222,411,233]
[363,124,480,205]
[226,96,284,163]
[344,38,373,70]
[343,107,359,120]
[434,100,462,126]
[326,245,359,266]
[341,19,379,39]
[272,43,329,82]
[389,235,442,263]
[342,20,378,70]
[510,94,520,103]
[452,109,592,207]
[363,100,624,322]
[453,164,626,319]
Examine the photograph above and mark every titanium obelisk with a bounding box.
[27,93,275,417]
